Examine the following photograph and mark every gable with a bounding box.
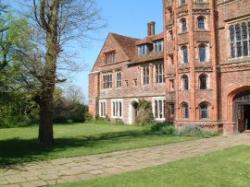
[91,33,134,72]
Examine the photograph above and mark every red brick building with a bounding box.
[89,23,166,124]
[89,0,250,134]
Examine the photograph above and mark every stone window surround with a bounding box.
[154,62,165,84]
[99,100,107,118]
[198,101,211,120]
[111,99,123,119]
[142,64,150,85]
[181,102,189,119]
[102,72,112,89]
[197,43,210,63]
[116,71,122,88]
[152,97,166,121]
[228,20,250,59]
[181,74,189,90]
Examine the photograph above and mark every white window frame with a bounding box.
[153,40,164,53]
[229,21,250,59]
[102,72,112,89]
[142,64,150,85]
[111,99,123,119]
[138,45,149,56]
[155,62,164,83]
[116,71,122,88]
[152,97,166,121]
[99,100,107,118]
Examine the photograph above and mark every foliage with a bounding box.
[176,125,218,138]
[53,87,88,124]
[135,99,154,126]
[0,3,38,128]
[150,122,176,135]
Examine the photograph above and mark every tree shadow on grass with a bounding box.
[0,129,163,167]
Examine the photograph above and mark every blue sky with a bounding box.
[72,0,163,102]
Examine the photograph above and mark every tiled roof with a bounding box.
[131,51,164,65]
[109,32,164,64]
[110,33,139,60]
[136,32,164,46]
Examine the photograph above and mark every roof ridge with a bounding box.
[109,32,140,41]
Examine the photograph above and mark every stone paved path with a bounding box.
[1,133,250,187]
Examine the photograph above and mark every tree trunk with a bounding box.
[38,97,54,146]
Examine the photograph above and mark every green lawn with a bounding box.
[0,121,196,166]
[56,145,250,187]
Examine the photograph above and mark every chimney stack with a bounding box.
[147,21,156,36]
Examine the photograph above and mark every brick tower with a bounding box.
[164,0,221,130]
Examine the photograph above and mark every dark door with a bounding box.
[244,105,250,130]
[238,105,245,132]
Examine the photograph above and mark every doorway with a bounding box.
[237,104,250,132]
[244,105,250,130]
[128,100,138,125]
[234,91,250,132]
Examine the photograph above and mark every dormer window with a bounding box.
[154,40,164,53]
[105,51,115,64]
[138,45,149,56]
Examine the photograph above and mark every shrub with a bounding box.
[176,125,218,138]
[150,122,176,135]
[161,125,176,135]
[135,100,154,126]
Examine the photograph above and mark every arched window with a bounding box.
[181,46,188,64]
[181,75,189,90]
[199,44,207,63]
[199,74,208,90]
[229,25,235,58]
[200,102,209,119]
[180,18,187,32]
[242,22,248,56]
[181,102,189,119]
[197,16,205,29]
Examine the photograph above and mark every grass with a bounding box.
[0,121,196,167]
[55,145,250,187]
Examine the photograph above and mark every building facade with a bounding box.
[89,23,166,124]
[89,0,250,134]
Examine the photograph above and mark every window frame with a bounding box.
[143,64,150,85]
[111,99,123,119]
[198,44,207,63]
[181,102,189,119]
[181,46,189,64]
[199,102,209,119]
[102,72,112,89]
[180,18,187,33]
[99,100,107,118]
[155,62,165,84]
[105,51,115,64]
[153,97,166,121]
[229,21,250,59]
[199,74,208,90]
[153,40,164,53]
[138,45,149,56]
[181,75,189,90]
[116,71,122,88]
